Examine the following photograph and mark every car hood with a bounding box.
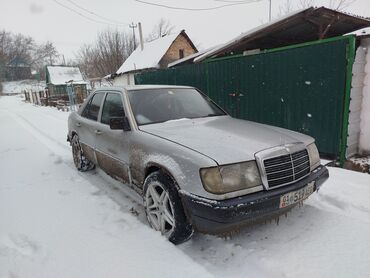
[140,116,314,165]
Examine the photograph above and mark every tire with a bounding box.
[143,171,193,244]
[71,134,95,172]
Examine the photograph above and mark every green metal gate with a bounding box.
[135,36,355,162]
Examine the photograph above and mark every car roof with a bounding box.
[94,85,194,93]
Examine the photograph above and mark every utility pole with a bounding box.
[138,22,144,51]
[268,0,272,22]
[129,22,138,50]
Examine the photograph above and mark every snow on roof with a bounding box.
[116,32,180,75]
[47,66,87,85]
[352,27,370,36]
[168,45,219,68]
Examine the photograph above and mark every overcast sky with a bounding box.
[1,0,369,60]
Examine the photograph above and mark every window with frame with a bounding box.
[82,93,105,121]
[101,93,125,125]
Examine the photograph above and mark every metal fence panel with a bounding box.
[135,37,352,158]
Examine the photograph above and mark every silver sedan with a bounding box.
[67,85,329,244]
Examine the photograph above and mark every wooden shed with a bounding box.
[46,65,88,101]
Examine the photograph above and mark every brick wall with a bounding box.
[159,34,196,68]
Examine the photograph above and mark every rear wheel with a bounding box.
[71,134,95,171]
[143,171,193,244]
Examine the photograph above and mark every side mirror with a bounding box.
[109,117,131,131]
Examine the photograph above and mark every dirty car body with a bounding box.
[68,85,329,240]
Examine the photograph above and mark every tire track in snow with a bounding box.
[6,109,69,157]
[6,108,146,222]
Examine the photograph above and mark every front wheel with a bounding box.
[71,134,95,172]
[143,171,193,244]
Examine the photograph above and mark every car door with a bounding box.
[94,91,131,184]
[76,92,105,164]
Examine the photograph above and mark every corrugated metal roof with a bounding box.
[195,7,370,62]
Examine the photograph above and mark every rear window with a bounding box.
[82,93,105,121]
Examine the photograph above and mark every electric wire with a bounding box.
[133,0,263,11]
[52,0,129,27]
[64,0,130,25]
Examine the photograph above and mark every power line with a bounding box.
[133,0,263,11]
[52,0,129,27]
[64,0,130,26]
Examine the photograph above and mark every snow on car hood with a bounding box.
[140,116,314,165]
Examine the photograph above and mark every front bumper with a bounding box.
[180,165,329,234]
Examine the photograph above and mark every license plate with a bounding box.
[279,182,315,208]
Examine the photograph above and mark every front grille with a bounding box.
[263,149,310,188]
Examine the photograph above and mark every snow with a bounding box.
[350,156,370,167]
[116,33,179,74]
[1,95,370,277]
[1,80,46,94]
[0,95,212,278]
[47,66,87,85]
[351,27,370,36]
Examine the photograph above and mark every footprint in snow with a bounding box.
[54,156,63,164]
[1,234,39,257]
[319,194,348,210]
[58,190,70,196]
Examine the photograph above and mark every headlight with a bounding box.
[200,161,262,194]
[307,143,320,170]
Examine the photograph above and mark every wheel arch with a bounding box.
[144,162,181,191]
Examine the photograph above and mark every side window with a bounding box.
[81,98,92,118]
[84,93,104,121]
[101,93,125,125]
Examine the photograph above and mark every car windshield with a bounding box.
[128,88,226,125]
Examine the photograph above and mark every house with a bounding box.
[112,30,197,86]
[46,65,88,102]
[134,7,370,164]
[4,58,32,81]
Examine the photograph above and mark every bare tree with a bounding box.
[278,0,294,17]
[329,0,356,11]
[77,29,135,78]
[146,18,175,42]
[0,30,59,81]
[299,0,315,8]
[278,0,356,16]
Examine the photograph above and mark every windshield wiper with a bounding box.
[199,113,223,118]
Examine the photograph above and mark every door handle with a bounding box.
[75,122,81,127]
[95,130,102,135]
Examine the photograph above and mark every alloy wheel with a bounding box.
[145,182,175,236]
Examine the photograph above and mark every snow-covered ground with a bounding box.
[1,80,46,94]
[1,95,370,278]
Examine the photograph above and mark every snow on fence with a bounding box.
[359,39,370,155]
[347,45,366,157]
